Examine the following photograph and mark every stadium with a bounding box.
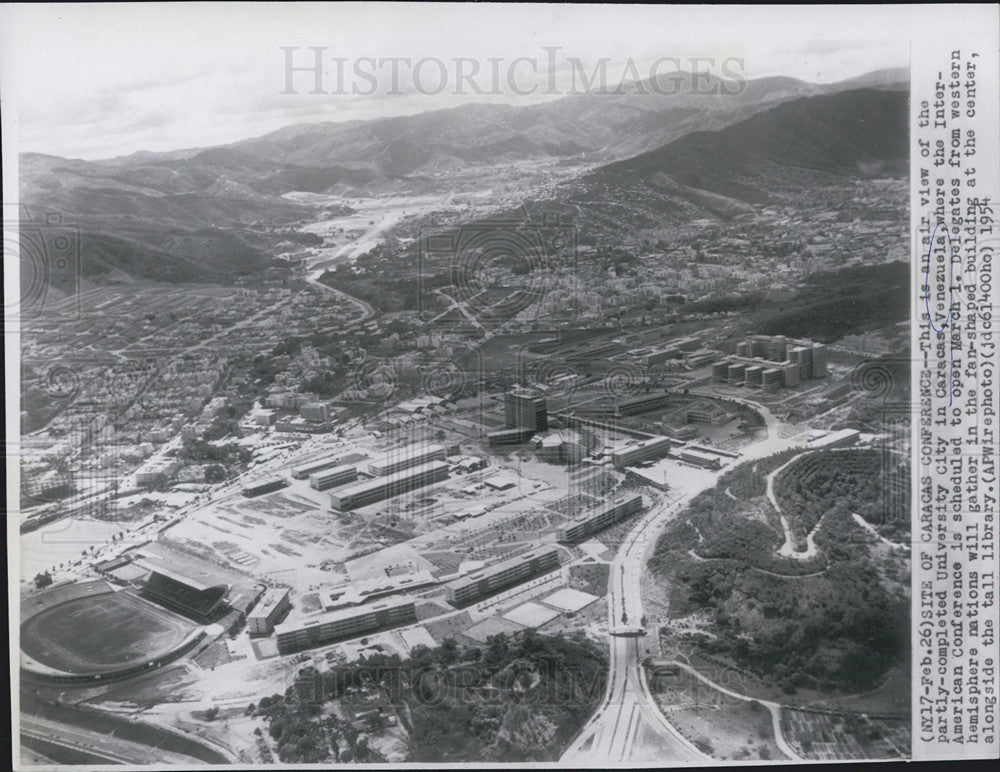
[20,579,205,683]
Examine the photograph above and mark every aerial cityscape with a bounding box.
[12,11,914,767]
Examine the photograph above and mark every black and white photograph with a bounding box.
[4,3,997,768]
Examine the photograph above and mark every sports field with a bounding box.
[21,590,196,674]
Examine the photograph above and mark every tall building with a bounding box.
[811,344,828,377]
[761,368,784,393]
[766,336,787,362]
[505,387,548,431]
[715,334,828,392]
[247,588,291,635]
[790,346,813,381]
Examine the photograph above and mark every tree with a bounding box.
[438,637,459,665]
[484,634,509,668]
[34,571,53,589]
[205,464,227,483]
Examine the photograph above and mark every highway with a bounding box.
[20,714,205,766]
[562,494,709,765]
[563,398,804,764]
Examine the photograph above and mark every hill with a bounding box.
[18,152,322,283]
[167,68,908,173]
[17,72,907,285]
[648,448,910,698]
[587,88,908,204]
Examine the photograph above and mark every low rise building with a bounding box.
[557,495,643,542]
[309,464,358,491]
[247,588,291,635]
[274,596,417,654]
[487,428,536,446]
[677,447,723,469]
[368,443,447,476]
[291,456,347,480]
[611,436,672,469]
[241,477,288,498]
[330,461,449,510]
[445,547,560,606]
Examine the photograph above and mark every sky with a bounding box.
[0,3,913,160]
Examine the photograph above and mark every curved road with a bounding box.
[306,263,375,322]
[563,397,806,764]
[20,715,206,766]
[562,494,710,765]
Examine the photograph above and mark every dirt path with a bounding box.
[669,661,803,762]
[765,452,822,561]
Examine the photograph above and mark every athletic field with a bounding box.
[21,589,196,675]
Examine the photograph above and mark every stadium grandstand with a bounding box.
[140,566,229,622]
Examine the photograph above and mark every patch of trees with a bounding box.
[259,630,606,763]
[302,370,346,399]
[649,450,909,694]
[180,438,251,467]
[671,551,905,693]
[757,262,908,342]
[274,231,323,247]
[772,450,900,543]
[685,291,766,314]
[203,464,227,483]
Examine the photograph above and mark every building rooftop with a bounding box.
[368,443,445,467]
[322,571,437,610]
[248,587,290,620]
[335,460,449,498]
[446,546,559,591]
[274,594,415,636]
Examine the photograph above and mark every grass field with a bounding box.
[21,590,195,674]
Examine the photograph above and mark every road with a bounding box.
[306,265,375,322]
[562,494,709,765]
[186,296,298,352]
[20,715,204,766]
[301,205,415,323]
[563,398,806,764]
[668,661,803,761]
[430,287,486,330]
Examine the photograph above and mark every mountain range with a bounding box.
[587,87,908,204]
[18,68,908,285]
